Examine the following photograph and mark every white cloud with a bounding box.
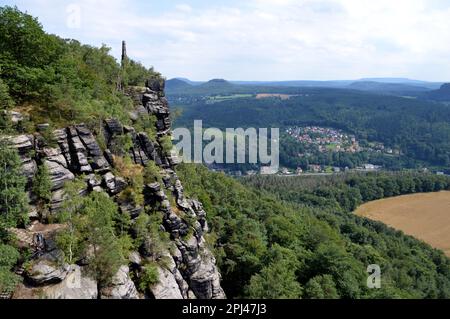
[175,4,192,13]
[5,0,450,81]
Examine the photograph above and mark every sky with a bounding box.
[2,0,450,81]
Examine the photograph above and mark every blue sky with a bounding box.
[2,0,450,81]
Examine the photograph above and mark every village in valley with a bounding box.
[209,125,403,177]
[286,126,362,154]
[276,125,402,175]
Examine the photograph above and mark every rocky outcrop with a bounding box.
[8,76,225,299]
[4,135,37,182]
[150,265,184,299]
[44,160,75,191]
[147,250,189,299]
[43,265,98,299]
[103,172,127,195]
[25,251,70,285]
[9,134,34,154]
[189,244,225,299]
[100,266,139,299]
[75,124,110,171]
[7,111,24,123]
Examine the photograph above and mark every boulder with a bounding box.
[191,199,206,218]
[8,134,34,154]
[76,127,99,151]
[43,265,98,299]
[86,174,102,189]
[26,252,70,285]
[173,236,226,299]
[145,78,165,93]
[103,172,127,195]
[9,111,24,123]
[103,172,115,189]
[100,266,139,299]
[104,119,123,136]
[44,160,75,191]
[70,136,85,152]
[129,251,142,266]
[142,92,159,105]
[146,100,169,117]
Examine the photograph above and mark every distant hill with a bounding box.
[166,78,193,90]
[167,77,442,97]
[200,79,235,88]
[359,78,443,89]
[230,80,353,88]
[348,81,431,95]
[174,77,204,86]
[425,83,450,101]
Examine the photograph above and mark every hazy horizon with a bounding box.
[2,0,450,82]
[169,77,444,83]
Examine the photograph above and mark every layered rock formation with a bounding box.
[8,77,225,299]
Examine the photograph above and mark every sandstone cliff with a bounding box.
[7,78,225,299]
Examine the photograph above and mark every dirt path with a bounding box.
[355,191,450,257]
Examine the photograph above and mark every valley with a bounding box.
[168,78,450,174]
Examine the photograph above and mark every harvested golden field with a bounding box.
[256,93,292,100]
[355,191,450,257]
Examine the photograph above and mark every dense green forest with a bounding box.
[0,6,159,132]
[172,89,450,170]
[242,171,450,212]
[177,164,450,298]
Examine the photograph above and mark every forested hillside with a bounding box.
[173,90,450,168]
[242,172,450,213]
[0,6,159,131]
[177,164,450,298]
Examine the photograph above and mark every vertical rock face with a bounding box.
[124,77,226,299]
[8,77,225,299]
[100,266,139,299]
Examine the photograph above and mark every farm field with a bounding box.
[356,191,450,256]
[256,93,293,100]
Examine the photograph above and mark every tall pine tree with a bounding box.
[0,139,28,231]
